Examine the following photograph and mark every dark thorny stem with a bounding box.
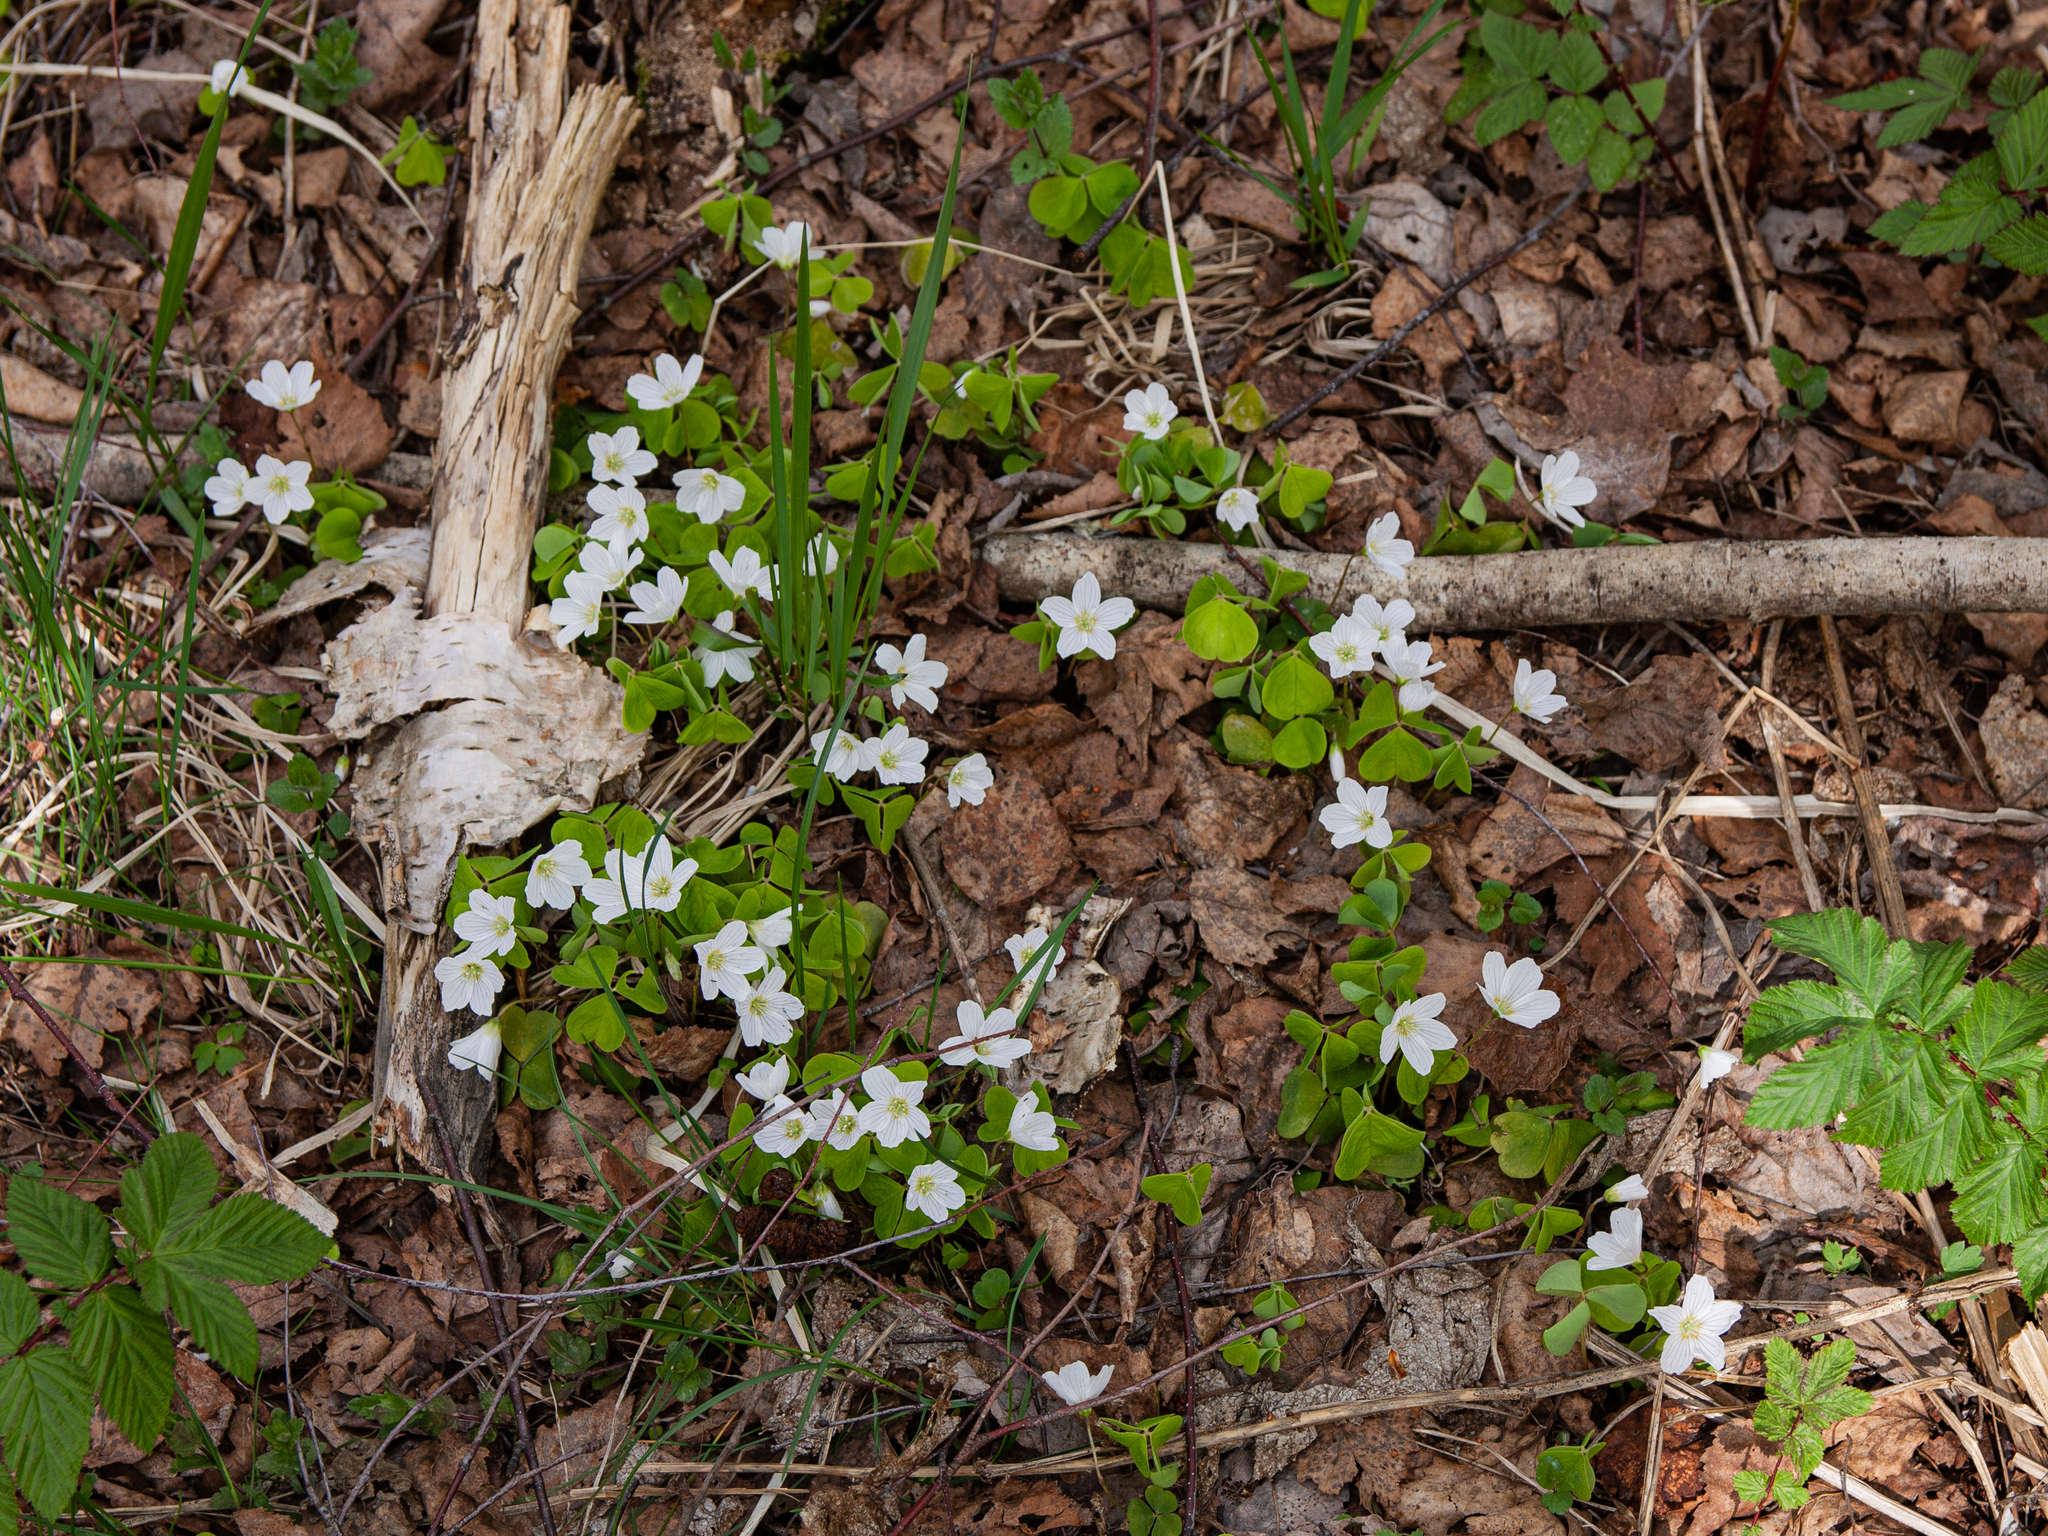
[1125,1039,1202,1525]
[423,1084,558,1536]
[1742,0,1801,208]
[1143,0,1164,180]
[1585,25,1708,221]
[1265,178,1588,434]
[1633,178,1648,360]
[0,953,154,1142]
[344,170,460,379]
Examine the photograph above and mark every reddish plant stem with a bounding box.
[1143,0,1164,179]
[1586,26,1708,222]
[0,954,154,1142]
[1633,177,1649,360]
[1741,0,1801,207]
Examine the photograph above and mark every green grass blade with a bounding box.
[0,879,309,952]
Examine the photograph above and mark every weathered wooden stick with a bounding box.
[335,0,643,1180]
[979,532,2048,626]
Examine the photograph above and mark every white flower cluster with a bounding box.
[805,632,995,807]
[440,836,804,1074]
[204,360,322,525]
[748,995,1058,1215]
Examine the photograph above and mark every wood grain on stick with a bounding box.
[355,0,640,1179]
[425,0,638,626]
[980,532,2048,626]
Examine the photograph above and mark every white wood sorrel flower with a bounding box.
[696,920,766,1001]
[856,1065,931,1148]
[1320,779,1393,851]
[874,633,949,712]
[1511,658,1568,722]
[435,952,503,1018]
[588,426,658,485]
[938,1001,1030,1068]
[1042,572,1136,661]
[1647,1275,1742,1374]
[247,359,319,412]
[525,843,591,909]
[1584,1208,1643,1271]
[1380,993,1453,1075]
[1122,381,1177,440]
[453,889,518,959]
[944,753,994,808]
[904,1162,966,1222]
[1478,952,1559,1028]
[1527,450,1597,529]
[755,222,812,269]
[1041,1360,1113,1406]
[627,352,702,411]
[446,1015,503,1075]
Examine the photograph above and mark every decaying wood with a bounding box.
[981,531,2048,627]
[326,0,642,1177]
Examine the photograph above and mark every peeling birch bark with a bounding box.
[323,0,641,1177]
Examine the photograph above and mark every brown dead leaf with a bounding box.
[1200,174,1302,242]
[1293,1410,1423,1508]
[940,769,1074,907]
[1168,736,1315,869]
[1190,866,1309,968]
[3,959,162,1075]
[354,0,457,109]
[1392,1432,1564,1536]
[633,1019,730,1079]
[1882,369,1969,446]
[276,341,393,473]
[1843,251,1950,323]
[1582,653,1725,772]
[1696,815,1792,874]
[955,1481,1087,1536]
[84,50,203,148]
[1980,675,2048,808]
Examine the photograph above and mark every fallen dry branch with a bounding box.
[981,531,2048,626]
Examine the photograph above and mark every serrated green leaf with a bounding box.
[134,1258,259,1382]
[0,1345,90,1519]
[1765,910,1913,1015]
[1547,30,1605,94]
[1899,157,2020,256]
[1988,214,2048,274]
[1958,979,2048,1077]
[1479,11,1558,80]
[157,1192,332,1284]
[1803,1337,1858,1399]
[118,1132,219,1252]
[1878,1088,1989,1191]
[2001,88,2048,189]
[1764,1337,1800,1401]
[1743,979,1869,1057]
[1585,125,1635,190]
[0,1277,32,1361]
[1744,1024,1886,1128]
[1546,93,1605,163]
[5,1177,110,1290]
[69,1286,173,1452]
[1868,200,1932,246]
[2016,1224,2048,1301]
[1475,80,1549,144]
[1951,1132,2048,1244]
